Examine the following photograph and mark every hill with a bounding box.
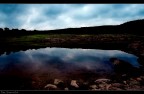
[0,19,144,35]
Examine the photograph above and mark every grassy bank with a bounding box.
[0,34,143,49]
[0,34,142,47]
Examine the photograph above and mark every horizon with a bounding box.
[0,4,144,30]
[0,18,142,31]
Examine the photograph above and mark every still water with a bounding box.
[0,47,141,78]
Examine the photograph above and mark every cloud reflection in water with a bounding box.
[0,47,141,78]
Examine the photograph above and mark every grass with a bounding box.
[2,34,139,41]
[0,33,144,55]
[0,34,142,47]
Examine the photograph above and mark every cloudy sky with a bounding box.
[0,4,144,30]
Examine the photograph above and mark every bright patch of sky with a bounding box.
[0,4,144,30]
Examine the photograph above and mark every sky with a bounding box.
[0,4,144,30]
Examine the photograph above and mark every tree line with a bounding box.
[0,28,26,32]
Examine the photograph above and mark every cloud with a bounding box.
[0,4,144,30]
[0,4,27,28]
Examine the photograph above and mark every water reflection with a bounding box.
[0,47,142,90]
[0,47,141,76]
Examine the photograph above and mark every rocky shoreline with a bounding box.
[30,58,144,90]
[40,74,144,90]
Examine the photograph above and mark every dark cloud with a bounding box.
[0,4,144,30]
[0,4,27,28]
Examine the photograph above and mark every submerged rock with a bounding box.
[110,57,142,80]
[110,58,135,73]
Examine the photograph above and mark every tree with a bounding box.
[0,28,3,31]
[21,29,26,31]
[4,27,9,31]
[34,29,37,32]
[12,29,19,31]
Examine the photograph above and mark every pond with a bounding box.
[0,47,142,89]
[0,47,141,77]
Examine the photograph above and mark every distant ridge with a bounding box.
[47,19,144,35]
[121,19,144,26]
[0,19,144,35]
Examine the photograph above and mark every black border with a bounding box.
[0,1,144,94]
[0,90,144,94]
[0,0,144,3]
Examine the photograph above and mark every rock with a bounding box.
[44,84,57,90]
[54,79,63,85]
[140,86,144,90]
[70,80,79,88]
[125,85,141,90]
[89,85,98,89]
[136,77,142,81]
[106,84,112,90]
[91,88,100,91]
[53,79,65,89]
[98,83,110,90]
[79,82,89,90]
[123,84,129,88]
[64,87,69,90]
[129,80,140,85]
[96,83,111,90]
[91,88,97,91]
[83,82,89,85]
[109,87,123,90]
[95,79,111,84]
[140,76,144,80]
[111,83,124,88]
[110,83,126,90]
[130,78,134,80]
[98,84,104,88]
[123,81,127,84]
[131,85,141,90]
[122,74,127,77]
